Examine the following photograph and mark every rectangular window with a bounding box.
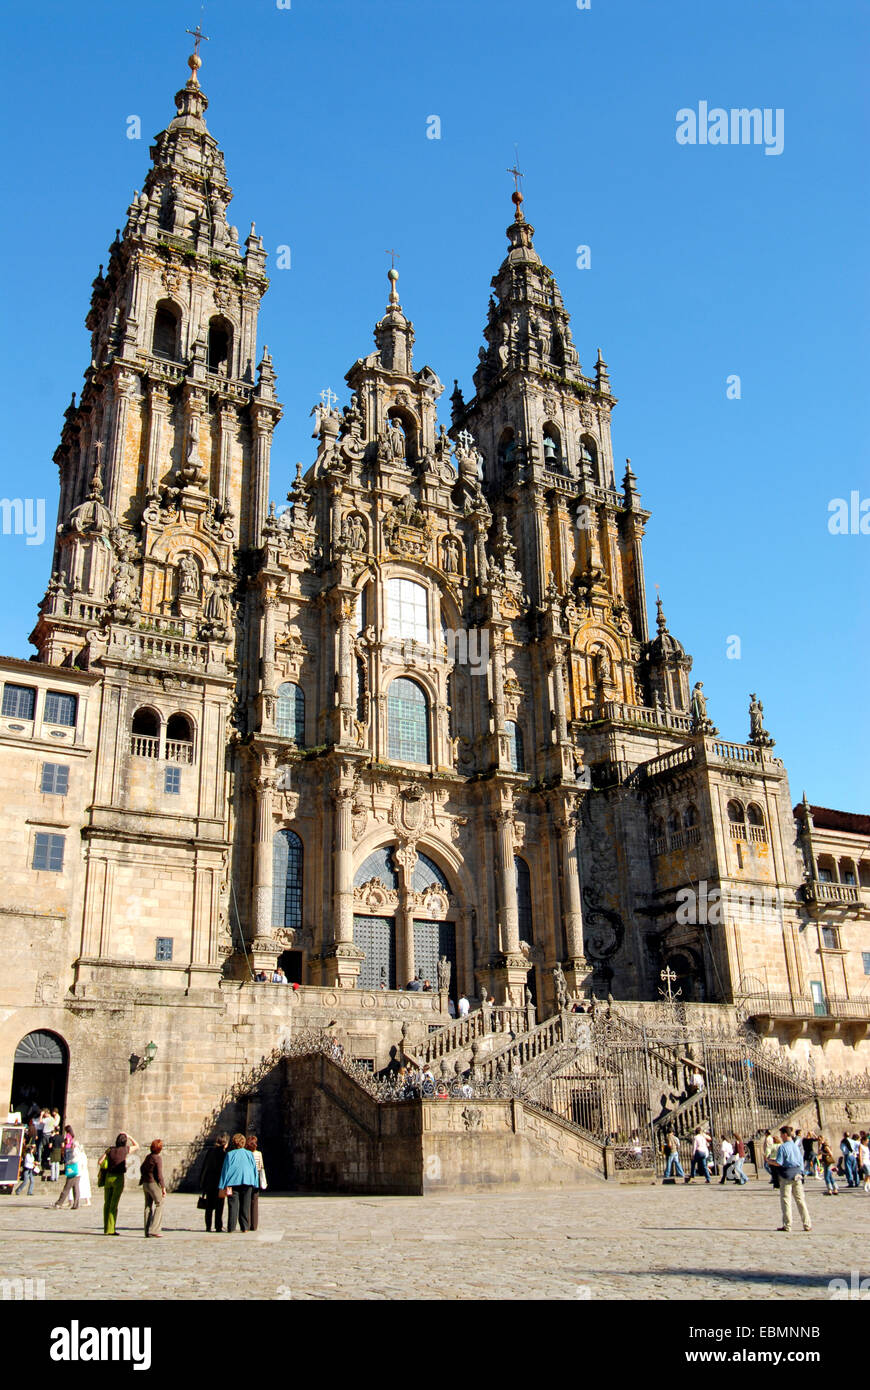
[2,683,36,719]
[821,926,838,950]
[164,767,181,795]
[40,763,70,795]
[155,937,173,962]
[32,832,64,873]
[44,691,77,726]
[387,578,429,645]
[863,952,870,976]
[817,867,832,883]
[810,979,827,1016]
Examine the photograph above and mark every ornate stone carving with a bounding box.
[390,784,431,839]
[353,879,399,910]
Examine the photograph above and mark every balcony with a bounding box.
[130,734,159,759]
[804,881,860,906]
[742,991,870,1027]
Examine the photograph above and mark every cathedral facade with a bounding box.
[2,50,867,1153]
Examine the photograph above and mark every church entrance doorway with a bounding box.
[353,915,396,990]
[277,949,303,985]
[412,920,457,1001]
[10,1030,69,1120]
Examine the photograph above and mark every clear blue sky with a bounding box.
[1,0,867,810]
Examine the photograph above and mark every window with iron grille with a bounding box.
[387,678,429,763]
[164,767,181,795]
[276,682,305,742]
[272,829,303,929]
[155,937,173,962]
[2,683,36,719]
[40,763,69,795]
[32,833,64,872]
[44,691,77,726]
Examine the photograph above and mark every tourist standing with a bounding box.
[72,1142,92,1207]
[458,994,470,1018]
[48,1127,63,1183]
[100,1132,139,1235]
[219,1134,259,1233]
[663,1129,685,1181]
[840,1132,858,1187]
[200,1132,229,1232]
[819,1137,839,1195]
[858,1134,870,1193]
[53,1145,81,1209]
[763,1130,779,1186]
[718,1136,734,1184]
[770,1125,812,1233]
[246,1133,267,1231]
[731,1135,748,1185]
[688,1127,711,1183]
[139,1140,166,1237]
[14,1144,36,1196]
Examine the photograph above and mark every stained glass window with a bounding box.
[272,829,303,929]
[276,682,305,743]
[412,852,449,891]
[354,847,399,890]
[388,678,429,763]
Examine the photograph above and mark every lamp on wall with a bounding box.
[143,1041,158,1067]
[130,1041,158,1073]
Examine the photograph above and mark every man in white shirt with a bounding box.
[718,1137,735,1184]
[458,995,470,1018]
[689,1127,712,1182]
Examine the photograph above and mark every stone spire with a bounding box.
[472,187,580,396]
[372,262,415,375]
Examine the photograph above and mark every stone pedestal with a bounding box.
[491,952,530,1007]
[319,943,365,990]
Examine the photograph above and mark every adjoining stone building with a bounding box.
[1,47,867,1176]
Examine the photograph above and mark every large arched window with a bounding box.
[505,720,524,772]
[152,301,180,359]
[272,829,303,929]
[412,851,449,891]
[515,856,533,943]
[354,846,399,890]
[387,678,430,763]
[166,712,194,764]
[276,682,305,743]
[497,428,516,470]
[387,578,429,645]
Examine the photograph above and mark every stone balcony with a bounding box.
[803,880,861,906]
[742,990,870,1040]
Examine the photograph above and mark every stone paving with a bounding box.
[1,1177,867,1300]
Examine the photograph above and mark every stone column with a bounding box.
[556,795,590,995]
[394,842,418,988]
[336,596,355,743]
[106,373,136,516]
[551,646,568,741]
[250,409,274,548]
[260,590,277,732]
[251,766,277,942]
[217,404,236,505]
[321,779,364,988]
[144,384,169,497]
[491,791,529,1005]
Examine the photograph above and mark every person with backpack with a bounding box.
[53,1146,81,1210]
[770,1125,812,1233]
[819,1137,839,1195]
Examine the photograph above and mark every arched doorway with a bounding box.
[10,1031,69,1120]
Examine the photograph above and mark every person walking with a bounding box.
[731,1135,748,1185]
[219,1134,259,1233]
[66,1142,92,1207]
[200,1132,229,1232]
[770,1125,812,1233]
[14,1144,36,1196]
[763,1129,779,1186]
[718,1136,735,1184]
[858,1134,870,1193]
[663,1129,685,1181]
[688,1127,712,1183]
[99,1132,139,1235]
[53,1145,81,1209]
[819,1137,839,1195]
[840,1132,858,1188]
[245,1133,267,1232]
[139,1140,166,1238]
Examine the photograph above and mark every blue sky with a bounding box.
[0,0,867,810]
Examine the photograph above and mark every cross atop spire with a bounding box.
[185,19,209,84]
[507,150,525,220]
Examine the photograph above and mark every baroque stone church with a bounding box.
[2,45,867,1168]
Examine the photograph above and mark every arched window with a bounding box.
[505,720,524,772]
[683,804,698,828]
[412,852,449,891]
[356,656,368,723]
[728,799,747,841]
[579,435,599,481]
[515,856,533,943]
[130,706,160,758]
[207,316,232,374]
[388,678,430,763]
[497,428,516,470]
[667,810,680,835]
[272,829,303,929]
[746,803,766,842]
[152,302,180,359]
[387,578,428,645]
[276,682,305,743]
[166,712,194,764]
[543,423,563,471]
[354,846,399,890]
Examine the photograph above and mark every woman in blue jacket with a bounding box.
[219,1133,259,1232]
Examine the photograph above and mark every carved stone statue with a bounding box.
[553,962,570,1012]
[442,536,460,573]
[110,555,137,612]
[437,955,451,993]
[204,575,230,626]
[748,692,774,748]
[387,418,406,459]
[177,553,200,598]
[344,514,366,552]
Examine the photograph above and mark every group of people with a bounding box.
[198,1132,267,1233]
[390,1064,474,1100]
[14,1112,92,1203]
[760,1127,870,1195]
[252,967,301,987]
[662,1128,748,1184]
